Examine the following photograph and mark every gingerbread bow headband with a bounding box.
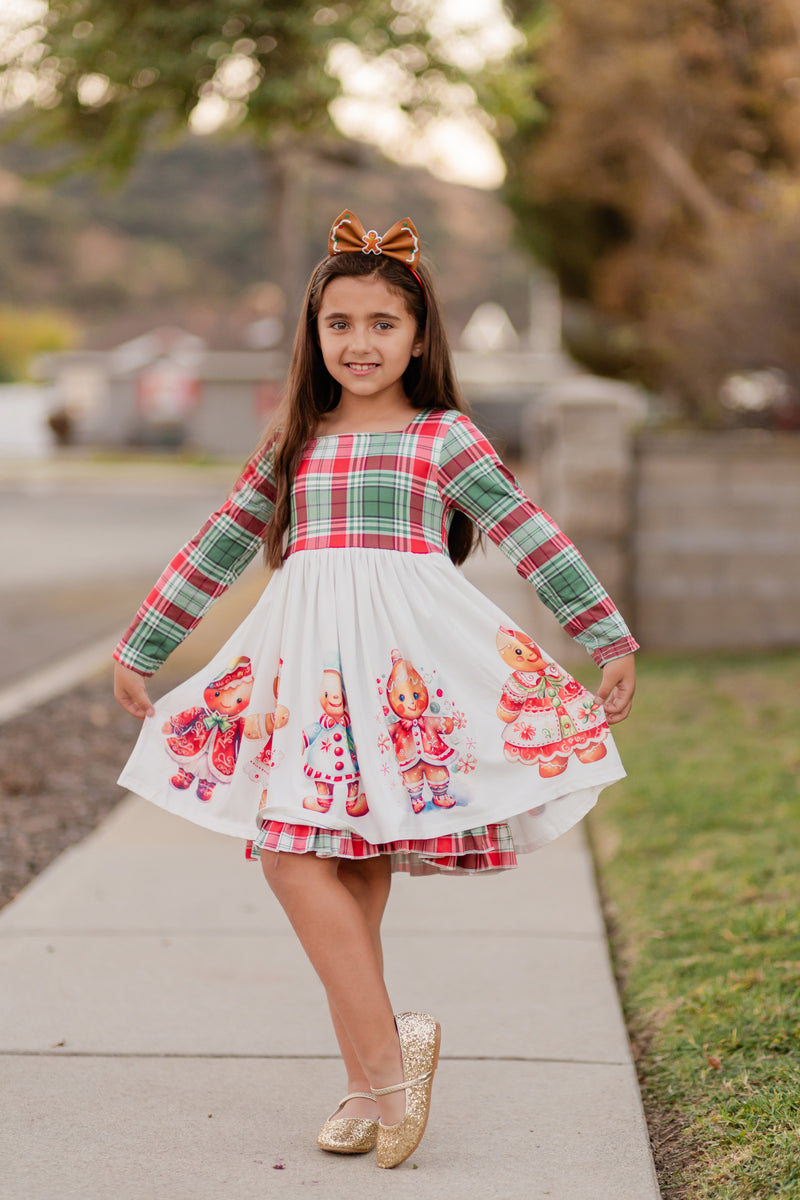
[328,210,421,270]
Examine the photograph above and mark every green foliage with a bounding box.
[0,1,473,320]
[591,653,800,1198]
[0,1,444,178]
[0,305,79,380]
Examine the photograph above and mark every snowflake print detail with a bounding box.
[456,754,477,774]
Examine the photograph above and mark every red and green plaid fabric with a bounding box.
[114,444,278,675]
[436,414,638,665]
[245,819,518,876]
[114,408,638,675]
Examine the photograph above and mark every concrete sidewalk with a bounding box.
[0,541,660,1200]
[0,794,660,1200]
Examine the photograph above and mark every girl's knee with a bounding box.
[338,855,392,913]
[339,853,390,885]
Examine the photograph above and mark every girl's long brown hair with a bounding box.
[262,250,478,568]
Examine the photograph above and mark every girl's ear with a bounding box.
[411,339,424,358]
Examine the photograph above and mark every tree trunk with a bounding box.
[259,140,309,344]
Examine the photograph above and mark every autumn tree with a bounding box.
[482,0,800,419]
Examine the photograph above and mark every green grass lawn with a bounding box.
[588,652,800,1200]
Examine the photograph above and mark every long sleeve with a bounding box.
[437,414,639,666]
[114,443,278,676]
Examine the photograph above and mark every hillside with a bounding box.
[0,133,532,352]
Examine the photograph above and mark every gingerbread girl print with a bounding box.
[385,649,459,814]
[302,657,368,818]
[495,627,608,778]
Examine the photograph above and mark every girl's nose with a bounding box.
[346,325,373,353]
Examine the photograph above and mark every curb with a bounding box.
[0,634,118,725]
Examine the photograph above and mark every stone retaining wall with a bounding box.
[633,431,800,651]
[529,386,800,654]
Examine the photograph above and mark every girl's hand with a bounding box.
[595,653,636,725]
[114,661,155,720]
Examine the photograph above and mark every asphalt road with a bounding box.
[0,458,262,686]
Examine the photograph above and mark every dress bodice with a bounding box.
[286,410,450,557]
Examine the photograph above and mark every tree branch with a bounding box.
[635,128,726,228]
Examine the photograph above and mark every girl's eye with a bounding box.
[375,321,393,331]
[330,321,348,330]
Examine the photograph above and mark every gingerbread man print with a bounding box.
[246,661,290,819]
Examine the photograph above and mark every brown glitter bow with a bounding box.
[328,210,421,270]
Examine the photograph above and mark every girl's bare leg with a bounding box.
[261,850,406,1126]
[326,856,391,1118]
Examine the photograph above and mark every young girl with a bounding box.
[113,210,637,1170]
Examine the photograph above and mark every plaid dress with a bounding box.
[116,408,637,876]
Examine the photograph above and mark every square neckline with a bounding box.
[308,408,431,443]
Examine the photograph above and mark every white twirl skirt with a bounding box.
[118,548,625,873]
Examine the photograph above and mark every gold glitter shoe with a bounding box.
[373,1011,441,1169]
[316,1092,379,1154]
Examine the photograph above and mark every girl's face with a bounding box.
[317,274,423,408]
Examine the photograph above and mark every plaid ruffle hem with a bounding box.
[246,821,517,876]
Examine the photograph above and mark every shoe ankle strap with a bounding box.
[371,1068,433,1097]
[329,1091,378,1119]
